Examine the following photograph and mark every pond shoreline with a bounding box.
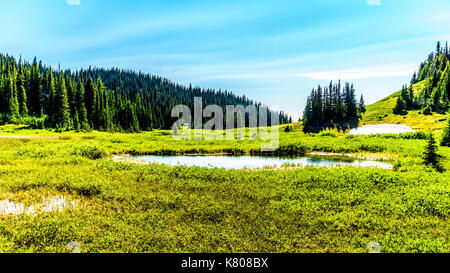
[111,153,393,170]
[112,151,391,161]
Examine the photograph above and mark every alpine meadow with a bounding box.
[0,0,448,256]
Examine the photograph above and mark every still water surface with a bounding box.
[132,155,393,170]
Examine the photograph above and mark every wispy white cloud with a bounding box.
[67,0,81,6]
[296,64,415,80]
[367,0,381,6]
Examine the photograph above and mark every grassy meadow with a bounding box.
[0,124,448,253]
[362,80,448,132]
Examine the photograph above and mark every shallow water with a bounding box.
[131,155,393,170]
[349,124,414,135]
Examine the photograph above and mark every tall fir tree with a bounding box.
[47,70,56,126]
[359,94,366,113]
[407,86,415,109]
[393,96,406,114]
[16,66,28,116]
[95,77,109,130]
[54,72,70,128]
[28,59,42,116]
[75,75,88,129]
[84,76,97,125]
[7,77,19,119]
[66,74,76,118]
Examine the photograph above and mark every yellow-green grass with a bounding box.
[362,80,449,132]
[0,125,448,253]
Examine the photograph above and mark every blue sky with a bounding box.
[1,0,450,120]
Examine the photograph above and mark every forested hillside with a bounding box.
[360,42,450,131]
[0,54,290,132]
[393,41,450,114]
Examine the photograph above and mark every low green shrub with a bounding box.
[72,144,107,159]
[318,130,338,137]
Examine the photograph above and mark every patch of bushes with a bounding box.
[16,147,56,158]
[276,143,308,155]
[24,117,46,129]
[369,132,428,140]
[72,144,107,159]
[358,143,386,152]
[284,125,293,133]
[317,130,338,137]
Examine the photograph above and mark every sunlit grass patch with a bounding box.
[0,124,448,253]
[0,196,80,217]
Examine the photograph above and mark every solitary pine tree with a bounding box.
[423,133,443,172]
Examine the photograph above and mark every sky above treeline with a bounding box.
[1,0,450,120]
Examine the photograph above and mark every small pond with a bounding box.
[130,155,393,170]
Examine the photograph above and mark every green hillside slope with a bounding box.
[362,79,448,131]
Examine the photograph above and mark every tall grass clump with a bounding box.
[72,143,107,159]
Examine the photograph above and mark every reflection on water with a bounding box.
[131,155,393,170]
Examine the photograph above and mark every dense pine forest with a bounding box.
[302,81,365,132]
[0,53,290,132]
[394,41,450,114]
